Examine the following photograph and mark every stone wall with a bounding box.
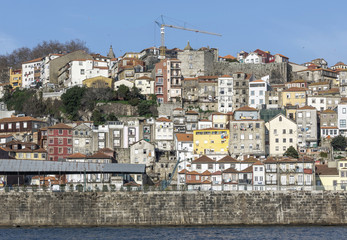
[1,191,347,226]
[209,62,289,84]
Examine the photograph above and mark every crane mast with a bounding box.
[155,20,221,59]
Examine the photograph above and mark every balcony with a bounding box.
[156,72,163,77]
[155,91,163,95]
[266,181,277,185]
[156,81,163,86]
[238,179,252,184]
[265,168,277,173]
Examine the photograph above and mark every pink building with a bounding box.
[47,123,73,161]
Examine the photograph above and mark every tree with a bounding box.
[116,85,130,100]
[284,146,299,159]
[91,110,106,126]
[61,86,86,120]
[331,135,347,151]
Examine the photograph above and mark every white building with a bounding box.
[252,161,265,190]
[175,133,194,173]
[155,117,174,151]
[338,103,347,136]
[198,119,213,130]
[134,76,154,96]
[22,57,43,88]
[244,52,262,64]
[249,79,268,109]
[217,75,233,113]
[62,59,109,87]
[114,79,134,91]
[265,114,298,156]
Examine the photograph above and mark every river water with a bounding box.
[0,226,346,240]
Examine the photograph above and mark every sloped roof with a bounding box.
[298,105,316,110]
[315,165,338,176]
[201,170,211,176]
[191,155,215,164]
[240,166,253,173]
[223,167,238,173]
[176,133,193,142]
[218,155,238,163]
[243,157,258,163]
[253,160,264,165]
[66,153,86,159]
[48,123,72,129]
[156,117,171,122]
[88,151,112,159]
[283,87,307,92]
[0,116,44,123]
[186,110,199,115]
[234,106,257,112]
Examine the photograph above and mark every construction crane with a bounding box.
[155,16,222,59]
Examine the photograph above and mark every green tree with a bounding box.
[61,86,86,120]
[284,146,299,159]
[116,85,130,100]
[331,135,347,151]
[91,110,106,125]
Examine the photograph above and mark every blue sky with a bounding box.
[1,0,346,66]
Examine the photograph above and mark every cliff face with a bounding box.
[1,191,346,226]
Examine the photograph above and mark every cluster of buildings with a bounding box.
[3,42,347,191]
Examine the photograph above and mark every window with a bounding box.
[275,146,279,151]
[74,139,79,145]
[283,138,286,143]
[289,138,293,143]
[67,139,72,145]
[197,164,201,169]
[289,129,293,134]
[34,153,38,159]
[275,138,279,143]
[306,112,311,118]
[58,129,63,135]
[251,91,255,96]
[298,112,303,118]
[240,134,245,140]
[249,134,253,140]
[208,164,213,170]
[114,139,120,147]
[283,129,286,134]
[86,139,90,145]
[343,108,347,114]
[58,138,63,145]
[0,124,3,130]
[340,119,346,128]
[8,123,12,129]
[80,69,85,75]
[58,148,63,154]
[256,123,260,128]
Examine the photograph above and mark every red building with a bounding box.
[47,123,73,161]
[154,58,182,103]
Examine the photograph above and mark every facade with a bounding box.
[229,119,266,158]
[249,80,268,109]
[281,87,307,107]
[154,58,182,103]
[338,103,347,136]
[217,75,234,113]
[9,68,22,89]
[193,128,229,156]
[82,76,113,88]
[296,106,318,148]
[175,133,194,172]
[232,73,253,110]
[2,140,47,160]
[0,116,47,142]
[172,108,186,133]
[154,117,174,151]
[47,123,73,161]
[130,139,155,167]
[134,76,154,96]
[21,57,43,88]
[266,114,298,156]
[177,42,217,78]
[72,123,93,155]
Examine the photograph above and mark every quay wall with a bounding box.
[1,191,346,226]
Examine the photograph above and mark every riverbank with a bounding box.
[1,191,346,227]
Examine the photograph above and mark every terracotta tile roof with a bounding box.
[240,166,253,173]
[173,108,184,111]
[290,79,307,83]
[199,119,211,122]
[156,117,171,122]
[23,57,43,64]
[253,160,264,165]
[298,105,316,110]
[48,123,72,129]
[218,155,238,163]
[212,171,222,175]
[176,133,193,142]
[283,87,307,92]
[321,126,338,129]
[315,165,338,175]
[202,180,212,184]
[0,134,13,138]
[187,171,200,175]
[321,109,336,113]
[201,170,211,176]
[223,167,238,173]
[317,88,339,95]
[0,116,45,123]
[308,81,330,86]
[234,106,257,112]
[88,151,112,159]
[124,181,140,187]
[66,153,86,159]
[250,79,265,83]
[178,169,189,174]
[341,97,347,102]
[191,155,215,164]
[243,157,258,163]
[275,53,289,59]
[263,157,278,163]
[212,112,226,115]
[220,74,232,78]
[221,55,236,60]
[185,110,199,115]
[99,148,114,153]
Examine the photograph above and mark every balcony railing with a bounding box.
[265,168,277,173]
[238,179,252,184]
[156,81,163,85]
[266,181,277,185]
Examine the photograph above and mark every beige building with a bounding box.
[266,114,298,156]
[134,76,154,96]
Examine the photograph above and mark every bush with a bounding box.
[110,184,116,192]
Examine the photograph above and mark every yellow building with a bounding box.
[14,149,47,161]
[316,159,347,190]
[281,87,307,107]
[82,76,113,88]
[9,68,22,89]
[193,128,229,155]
